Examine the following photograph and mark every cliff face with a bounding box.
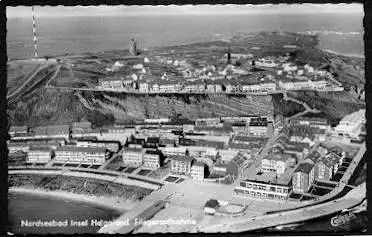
[8,88,275,127]
[80,92,275,122]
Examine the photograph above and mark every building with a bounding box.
[146,137,160,147]
[129,38,137,56]
[311,77,328,90]
[218,149,239,164]
[194,126,233,136]
[31,126,48,138]
[76,139,120,153]
[304,150,322,164]
[283,141,310,160]
[170,155,194,175]
[334,109,366,139]
[9,126,29,137]
[179,137,196,146]
[290,117,330,130]
[230,121,248,134]
[249,118,268,136]
[54,147,108,165]
[292,163,315,194]
[160,146,187,156]
[143,149,161,170]
[191,161,206,181]
[195,118,221,127]
[72,121,92,134]
[138,80,149,93]
[261,149,295,175]
[234,178,291,201]
[98,77,124,90]
[27,146,53,163]
[314,153,342,181]
[196,139,225,150]
[186,146,218,159]
[204,199,220,215]
[122,147,143,167]
[8,143,30,154]
[278,78,313,90]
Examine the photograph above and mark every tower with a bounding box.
[129,38,137,56]
[32,6,38,58]
[227,46,231,65]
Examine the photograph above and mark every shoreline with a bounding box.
[322,48,364,59]
[9,187,138,214]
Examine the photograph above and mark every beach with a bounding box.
[9,187,138,213]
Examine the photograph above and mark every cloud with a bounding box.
[7,4,363,18]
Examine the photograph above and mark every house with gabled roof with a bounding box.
[292,162,315,194]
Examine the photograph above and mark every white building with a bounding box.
[138,81,149,92]
[191,161,205,181]
[159,147,187,156]
[98,77,124,90]
[8,143,30,154]
[334,109,366,138]
[143,149,160,170]
[27,147,53,163]
[55,147,107,165]
[122,147,143,167]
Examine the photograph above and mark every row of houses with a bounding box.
[168,153,248,181]
[278,77,329,90]
[24,146,110,165]
[292,149,346,194]
[233,144,348,201]
[122,147,163,170]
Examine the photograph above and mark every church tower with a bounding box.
[129,38,137,56]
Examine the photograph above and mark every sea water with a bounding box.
[8,192,122,234]
[7,13,364,60]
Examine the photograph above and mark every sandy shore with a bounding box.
[9,187,139,214]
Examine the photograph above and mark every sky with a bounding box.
[7,4,363,18]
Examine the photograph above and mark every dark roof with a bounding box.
[28,146,52,152]
[205,199,220,208]
[249,121,268,127]
[56,147,106,153]
[232,155,246,166]
[147,137,160,143]
[295,163,314,174]
[286,141,310,149]
[234,136,268,143]
[124,147,143,152]
[196,140,225,149]
[305,151,321,163]
[316,157,337,168]
[170,155,194,163]
[291,117,328,124]
[194,126,233,133]
[229,143,261,150]
[145,149,159,155]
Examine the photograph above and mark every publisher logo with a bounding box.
[331,212,356,227]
